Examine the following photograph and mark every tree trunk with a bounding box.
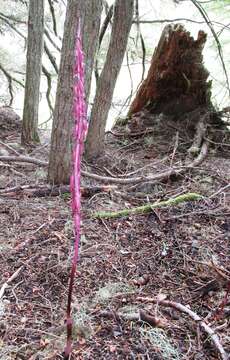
[85,0,134,160]
[128,24,211,120]
[48,0,103,185]
[21,0,44,145]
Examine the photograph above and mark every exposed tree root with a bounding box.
[83,141,209,185]
[137,296,228,360]
[187,113,208,155]
[93,192,203,219]
[0,141,209,186]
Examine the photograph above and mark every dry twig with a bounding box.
[99,309,166,328]
[210,183,230,199]
[0,266,24,300]
[137,296,228,360]
[0,140,20,156]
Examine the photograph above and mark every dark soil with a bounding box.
[0,122,229,360]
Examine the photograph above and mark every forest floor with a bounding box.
[0,119,229,360]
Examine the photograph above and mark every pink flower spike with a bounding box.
[64,20,88,360]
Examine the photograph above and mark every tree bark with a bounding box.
[85,0,134,160]
[21,0,44,145]
[128,24,211,119]
[48,0,103,184]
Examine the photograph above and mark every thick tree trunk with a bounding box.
[48,0,102,184]
[21,0,44,145]
[85,0,134,160]
[128,24,211,120]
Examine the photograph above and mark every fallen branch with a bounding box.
[99,309,166,328]
[0,184,116,197]
[0,162,25,177]
[0,140,21,156]
[0,266,24,300]
[0,155,47,166]
[137,296,228,360]
[93,192,203,219]
[0,141,209,185]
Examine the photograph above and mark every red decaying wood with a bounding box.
[128,24,210,118]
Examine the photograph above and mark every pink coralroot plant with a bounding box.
[64,22,88,359]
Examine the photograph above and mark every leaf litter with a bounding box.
[0,124,229,359]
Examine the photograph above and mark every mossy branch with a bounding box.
[93,192,203,219]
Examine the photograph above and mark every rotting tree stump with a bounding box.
[128,24,212,119]
[126,24,230,156]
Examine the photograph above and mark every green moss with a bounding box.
[94,192,203,219]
